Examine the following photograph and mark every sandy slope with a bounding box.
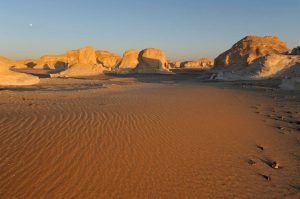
[0,80,299,198]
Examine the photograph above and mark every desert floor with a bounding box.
[0,75,300,198]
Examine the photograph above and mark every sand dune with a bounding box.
[0,80,299,198]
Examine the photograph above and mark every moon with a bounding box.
[29,24,33,27]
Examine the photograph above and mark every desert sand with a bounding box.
[0,76,299,198]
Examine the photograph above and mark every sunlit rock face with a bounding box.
[168,61,181,69]
[249,54,299,78]
[181,58,214,69]
[118,50,140,69]
[51,63,103,78]
[212,54,300,81]
[49,47,106,78]
[32,46,97,70]
[33,56,69,70]
[95,50,121,69]
[279,57,300,90]
[214,35,290,67]
[135,48,170,73]
[10,60,37,69]
[0,59,39,86]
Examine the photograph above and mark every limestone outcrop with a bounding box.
[214,36,290,67]
[51,63,103,78]
[169,61,181,69]
[0,60,39,86]
[250,54,299,78]
[118,50,139,69]
[96,50,121,69]
[213,54,300,81]
[11,60,37,69]
[135,48,170,73]
[33,46,97,70]
[181,58,214,69]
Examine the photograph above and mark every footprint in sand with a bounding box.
[256,144,265,151]
[258,173,271,181]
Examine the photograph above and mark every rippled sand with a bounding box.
[0,78,299,198]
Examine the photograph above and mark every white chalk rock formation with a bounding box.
[135,48,171,73]
[118,50,140,69]
[0,60,39,86]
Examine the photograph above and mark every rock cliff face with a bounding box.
[214,36,290,67]
[0,60,39,86]
[135,48,170,73]
[118,50,139,69]
[181,58,214,69]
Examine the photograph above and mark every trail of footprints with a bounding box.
[248,144,281,181]
[250,99,300,186]
[251,102,300,134]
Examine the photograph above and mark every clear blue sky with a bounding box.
[0,0,299,61]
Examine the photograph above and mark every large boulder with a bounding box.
[135,48,170,73]
[215,35,290,67]
[96,50,121,69]
[0,60,39,86]
[181,58,214,69]
[118,50,139,69]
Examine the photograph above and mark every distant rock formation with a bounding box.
[118,50,139,69]
[51,63,103,78]
[96,50,121,69]
[181,58,214,69]
[34,56,69,70]
[169,61,181,69]
[68,46,97,65]
[290,47,300,55]
[135,48,170,74]
[215,36,290,67]
[50,47,105,78]
[11,59,37,69]
[0,59,39,86]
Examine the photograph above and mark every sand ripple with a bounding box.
[0,85,299,198]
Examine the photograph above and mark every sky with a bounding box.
[0,0,299,61]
